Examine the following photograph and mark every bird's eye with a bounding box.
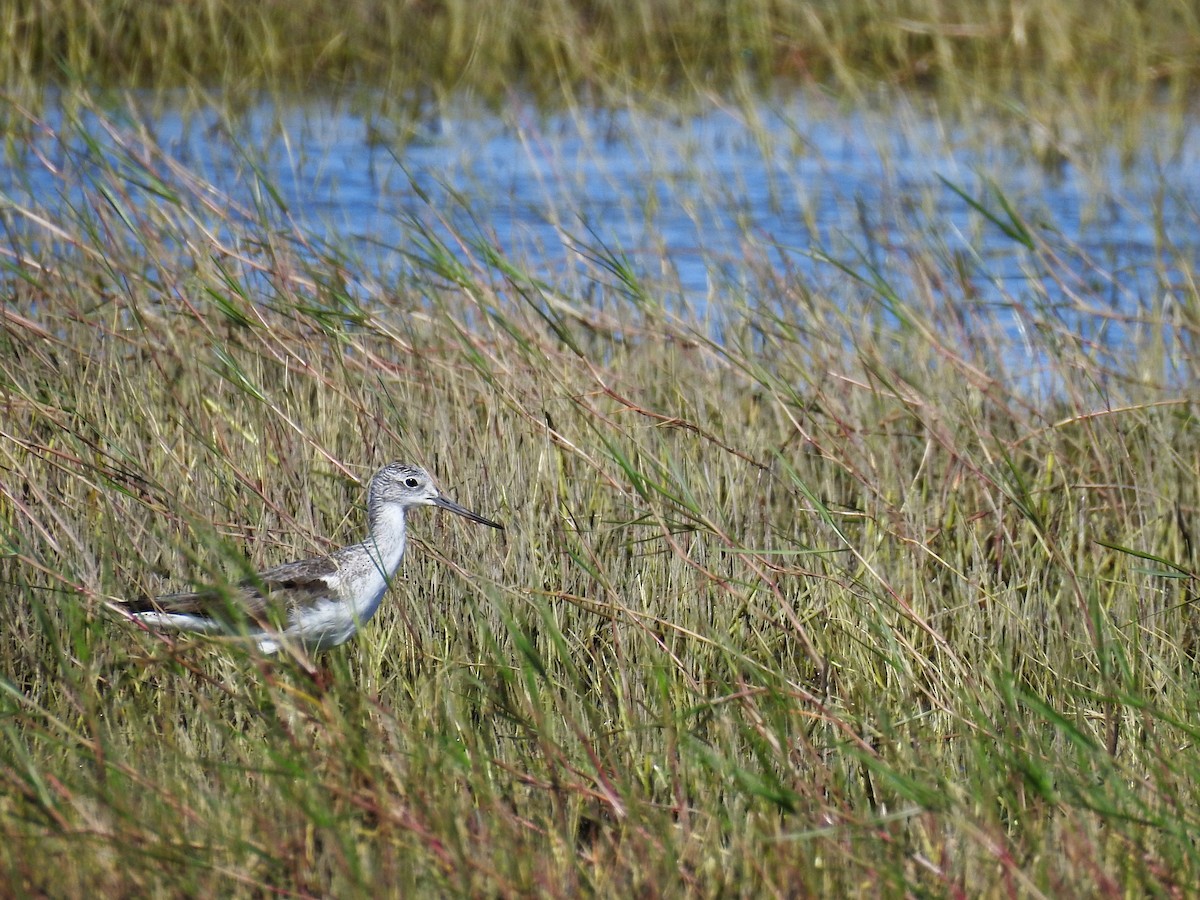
[405,477,419,488]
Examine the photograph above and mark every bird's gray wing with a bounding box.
[121,583,275,630]
[124,555,339,625]
[252,556,341,612]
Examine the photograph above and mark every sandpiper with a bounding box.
[119,463,502,654]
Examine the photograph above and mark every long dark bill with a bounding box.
[433,494,504,529]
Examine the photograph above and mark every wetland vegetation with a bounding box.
[3,1,1200,895]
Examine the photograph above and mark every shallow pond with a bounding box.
[3,91,1199,366]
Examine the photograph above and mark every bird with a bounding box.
[118,463,503,654]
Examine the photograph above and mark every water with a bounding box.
[3,91,1199,360]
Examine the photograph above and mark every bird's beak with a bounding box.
[432,494,504,529]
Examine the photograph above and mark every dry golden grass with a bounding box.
[3,0,1199,112]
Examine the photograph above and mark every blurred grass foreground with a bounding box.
[3,1,1200,896]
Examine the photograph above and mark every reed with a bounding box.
[3,0,1198,110]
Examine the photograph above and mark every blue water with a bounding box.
[3,92,1198,366]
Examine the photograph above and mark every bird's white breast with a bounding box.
[289,504,407,650]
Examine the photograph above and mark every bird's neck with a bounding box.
[364,503,407,576]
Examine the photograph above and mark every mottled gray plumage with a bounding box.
[120,463,502,653]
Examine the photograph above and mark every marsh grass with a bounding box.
[2,94,1200,895]
[4,0,1200,115]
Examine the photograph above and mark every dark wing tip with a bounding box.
[118,596,164,614]
[120,591,207,612]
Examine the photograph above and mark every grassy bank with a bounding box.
[2,96,1200,895]
[3,0,1200,109]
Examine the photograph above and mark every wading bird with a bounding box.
[118,463,502,654]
